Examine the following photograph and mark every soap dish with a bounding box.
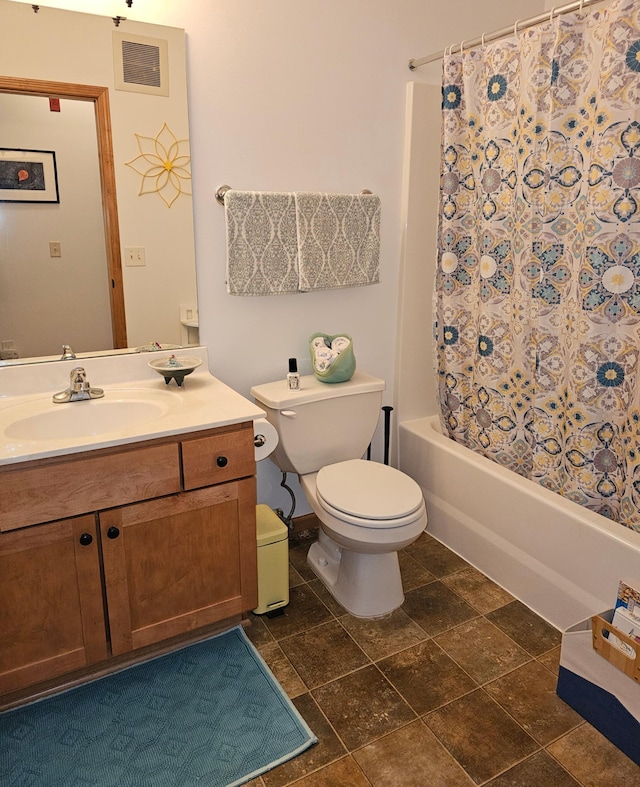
[148,355,202,386]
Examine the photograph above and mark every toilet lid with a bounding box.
[316,459,425,528]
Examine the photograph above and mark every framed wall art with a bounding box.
[0,148,59,203]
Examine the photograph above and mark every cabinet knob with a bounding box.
[79,532,93,546]
[107,526,120,539]
[216,455,228,468]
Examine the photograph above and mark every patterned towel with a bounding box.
[295,192,381,291]
[225,190,300,295]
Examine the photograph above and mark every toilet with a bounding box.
[251,371,427,618]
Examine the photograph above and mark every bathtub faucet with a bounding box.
[53,367,104,403]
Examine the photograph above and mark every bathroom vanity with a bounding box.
[0,348,265,707]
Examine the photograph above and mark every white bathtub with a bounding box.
[399,415,640,630]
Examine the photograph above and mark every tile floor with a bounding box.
[245,527,640,786]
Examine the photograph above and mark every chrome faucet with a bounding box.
[61,344,76,360]
[53,367,104,403]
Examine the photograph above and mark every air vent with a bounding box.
[123,40,161,87]
[113,32,169,96]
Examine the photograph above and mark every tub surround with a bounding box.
[0,346,264,708]
[399,415,640,631]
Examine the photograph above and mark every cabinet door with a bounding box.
[101,478,257,656]
[0,516,108,696]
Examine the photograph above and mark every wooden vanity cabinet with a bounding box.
[0,423,258,701]
[101,478,257,656]
[0,515,107,695]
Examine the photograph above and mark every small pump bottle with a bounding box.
[287,357,300,390]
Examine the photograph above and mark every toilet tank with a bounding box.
[251,371,385,475]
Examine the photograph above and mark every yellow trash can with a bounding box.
[254,504,289,616]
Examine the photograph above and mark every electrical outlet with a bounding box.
[49,241,62,258]
[124,247,146,267]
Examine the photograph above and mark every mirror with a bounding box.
[0,78,127,357]
[0,2,198,364]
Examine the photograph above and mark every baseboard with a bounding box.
[290,513,320,535]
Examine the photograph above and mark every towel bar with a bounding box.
[215,185,372,205]
[215,185,232,205]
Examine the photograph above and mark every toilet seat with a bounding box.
[315,459,425,529]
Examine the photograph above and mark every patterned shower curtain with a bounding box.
[434,0,640,531]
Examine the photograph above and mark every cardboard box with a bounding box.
[556,610,640,765]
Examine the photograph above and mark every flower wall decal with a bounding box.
[125,123,191,207]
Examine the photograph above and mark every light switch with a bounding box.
[125,247,146,267]
[49,241,62,258]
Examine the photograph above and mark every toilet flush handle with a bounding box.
[281,410,297,418]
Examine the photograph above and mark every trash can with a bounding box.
[253,504,289,616]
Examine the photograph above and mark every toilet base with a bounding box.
[307,534,405,618]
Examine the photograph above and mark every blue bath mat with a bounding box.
[1,625,316,786]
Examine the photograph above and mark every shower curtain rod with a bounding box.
[408,0,608,70]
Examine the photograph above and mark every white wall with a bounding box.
[5,0,544,512]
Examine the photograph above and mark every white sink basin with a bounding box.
[3,391,177,441]
[0,346,268,466]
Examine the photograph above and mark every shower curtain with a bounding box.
[434,0,640,531]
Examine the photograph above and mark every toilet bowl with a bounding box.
[250,371,428,619]
[300,459,427,617]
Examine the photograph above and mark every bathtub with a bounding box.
[398,415,640,630]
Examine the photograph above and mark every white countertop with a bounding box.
[0,346,265,466]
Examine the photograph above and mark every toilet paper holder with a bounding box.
[252,417,279,462]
